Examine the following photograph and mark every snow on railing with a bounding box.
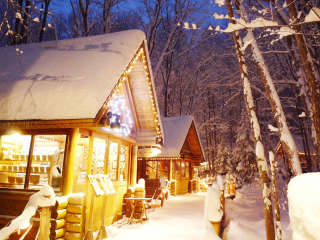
[0,185,55,240]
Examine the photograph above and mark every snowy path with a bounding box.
[223,181,292,240]
[107,193,220,240]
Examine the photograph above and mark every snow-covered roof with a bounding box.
[275,134,317,154]
[0,30,145,120]
[155,115,204,160]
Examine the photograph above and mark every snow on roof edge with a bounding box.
[0,30,147,121]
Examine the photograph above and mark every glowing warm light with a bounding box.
[107,94,134,137]
[138,145,161,158]
[105,46,162,141]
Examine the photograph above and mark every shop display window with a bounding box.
[175,161,181,178]
[108,141,118,180]
[74,136,89,192]
[92,137,106,175]
[186,162,190,178]
[0,134,31,189]
[30,135,66,191]
[146,161,157,179]
[181,161,186,177]
[0,134,66,191]
[158,161,169,179]
[119,144,128,181]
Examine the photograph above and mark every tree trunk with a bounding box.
[13,0,23,44]
[269,151,282,240]
[286,0,320,170]
[79,0,90,36]
[21,0,31,43]
[274,3,318,171]
[226,1,275,239]
[39,0,51,42]
[238,1,302,176]
[103,0,112,33]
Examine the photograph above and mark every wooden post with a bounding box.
[130,145,138,186]
[84,132,94,236]
[25,135,35,189]
[169,159,173,181]
[97,194,108,240]
[116,143,121,181]
[62,128,79,195]
[0,136,3,160]
[84,187,95,240]
[39,207,51,240]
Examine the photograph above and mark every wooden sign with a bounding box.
[97,174,116,195]
[88,175,104,196]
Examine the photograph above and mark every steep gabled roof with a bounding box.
[155,115,205,161]
[0,30,145,120]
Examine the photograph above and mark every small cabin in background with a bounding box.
[275,136,318,174]
[0,30,163,238]
[137,115,205,196]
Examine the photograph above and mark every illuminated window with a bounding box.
[0,134,67,191]
[92,137,106,175]
[119,145,128,181]
[30,135,67,191]
[108,141,118,180]
[74,135,89,192]
[0,134,31,189]
[181,161,186,177]
[105,82,135,137]
[175,161,181,178]
[186,162,190,178]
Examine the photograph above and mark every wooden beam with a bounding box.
[130,145,138,186]
[125,78,141,130]
[169,159,173,181]
[39,207,51,240]
[116,143,121,181]
[0,119,98,132]
[62,128,79,195]
[24,135,35,189]
[84,131,94,236]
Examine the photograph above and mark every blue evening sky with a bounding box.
[50,0,228,29]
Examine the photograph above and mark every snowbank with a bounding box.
[288,173,320,240]
[223,181,292,240]
[205,183,223,223]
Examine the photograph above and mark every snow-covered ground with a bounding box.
[106,180,296,240]
[223,181,292,240]
[106,193,220,240]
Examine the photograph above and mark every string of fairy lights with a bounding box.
[105,45,162,143]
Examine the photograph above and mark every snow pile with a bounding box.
[288,173,320,240]
[223,181,292,240]
[224,219,266,240]
[205,183,223,223]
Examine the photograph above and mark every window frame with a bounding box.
[0,129,70,192]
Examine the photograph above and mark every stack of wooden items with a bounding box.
[50,193,85,240]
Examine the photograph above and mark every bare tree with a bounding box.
[285,0,320,168]
[39,0,52,42]
[236,0,302,176]
[226,1,275,239]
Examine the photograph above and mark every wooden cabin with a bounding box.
[137,116,205,196]
[0,30,163,238]
[275,137,318,174]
